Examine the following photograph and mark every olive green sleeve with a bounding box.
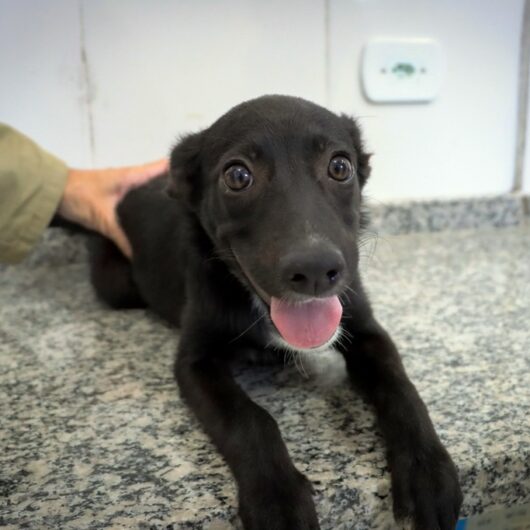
[0,124,69,264]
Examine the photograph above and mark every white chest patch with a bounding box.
[268,326,348,386]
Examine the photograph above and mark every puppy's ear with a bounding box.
[167,131,204,205]
[339,115,372,189]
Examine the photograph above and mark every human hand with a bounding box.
[58,159,168,258]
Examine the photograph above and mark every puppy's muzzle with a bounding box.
[279,244,345,297]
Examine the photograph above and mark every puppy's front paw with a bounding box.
[391,443,463,530]
[238,471,320,530]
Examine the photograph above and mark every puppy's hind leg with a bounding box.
[89,236,146,309]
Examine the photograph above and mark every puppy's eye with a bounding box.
[328,156,353,182]
[224,164,253,191]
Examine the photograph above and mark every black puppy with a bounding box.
[90,95,462,529]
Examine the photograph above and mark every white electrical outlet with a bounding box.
[361,38,444,103]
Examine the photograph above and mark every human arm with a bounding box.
[0,124,68,263]
[0,123,168,263]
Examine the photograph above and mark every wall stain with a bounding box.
[79,0,96,166]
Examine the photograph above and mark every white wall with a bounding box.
[525,106,530,192]
[0,1,92,166]
[329,0,524,200]
[0,0,526,201]
[524,44,530,194]
[82,0,326,166]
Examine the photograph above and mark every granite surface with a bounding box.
[1,222,529,529]
[368,194,525,235]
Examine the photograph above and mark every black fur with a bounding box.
[90,95,462,529]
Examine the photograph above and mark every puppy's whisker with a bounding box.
[340,327,354,343]
[359,232,379,260]
[205,247,238,264]
[283,349,293,367]
[228,314,266,344]
[341,285,359,304]
[292,351,308,379]
[343,285,357,296]
[334,334,347,350]
[333,326,353,351]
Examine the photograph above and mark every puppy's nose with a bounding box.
[280,246,345,296]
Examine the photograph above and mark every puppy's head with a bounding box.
[169,95,371,350]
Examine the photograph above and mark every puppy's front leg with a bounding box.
[175,330,320,530]
[339,284,462,530]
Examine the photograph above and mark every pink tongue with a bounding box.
[270,296,343,349]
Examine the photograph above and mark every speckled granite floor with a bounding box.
[1,223,529,529]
